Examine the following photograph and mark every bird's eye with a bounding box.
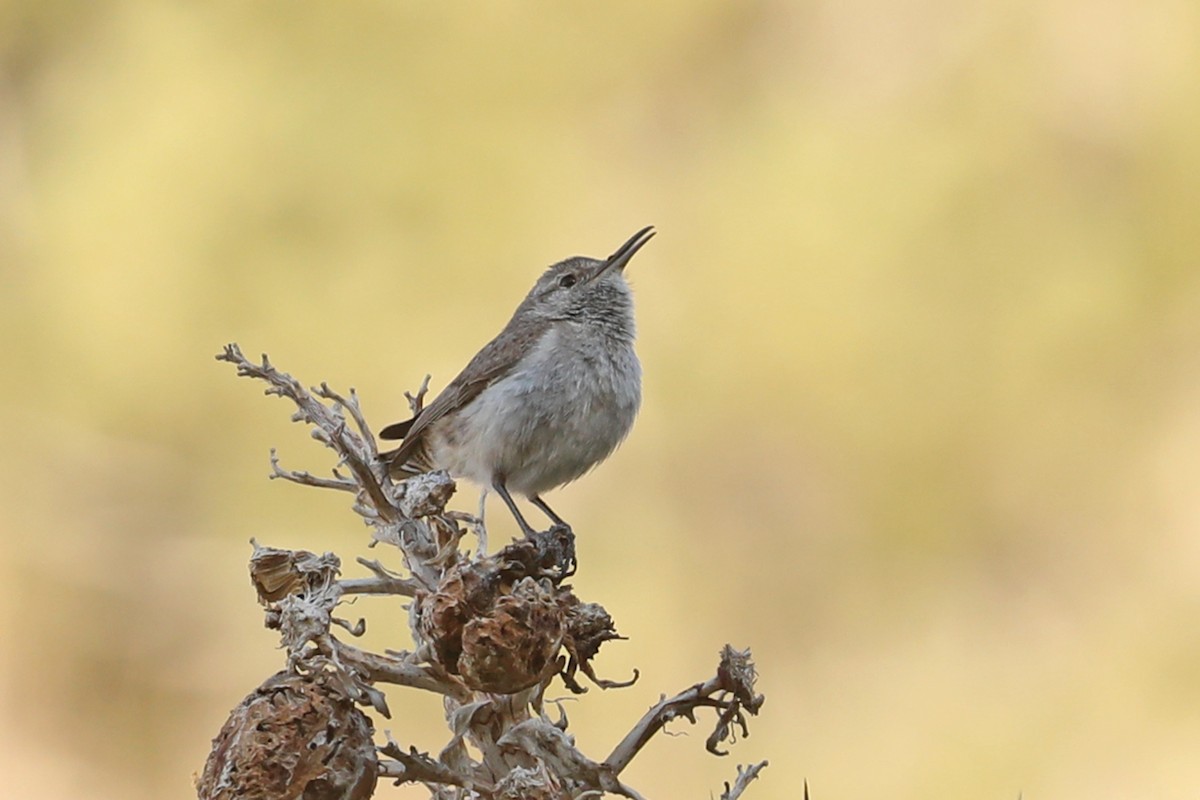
[558,274,578,288]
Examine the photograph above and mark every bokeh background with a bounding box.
[3,1,1200,798]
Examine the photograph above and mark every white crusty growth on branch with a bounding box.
[197,343,767,800]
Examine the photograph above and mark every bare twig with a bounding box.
[719,761,770,800]
[332,640,471,702]
[314,382,378,459]
[216,343,397,523]
[406,374,431,416]
[269,448,358,492]
[337,557,420,597]
[606,675,720,774]
[445,509,487,556]
[332,616,367,637]
[604,647,763,775]
[379,736,481,790]
[337,576,419,597]
[579,661,639,691]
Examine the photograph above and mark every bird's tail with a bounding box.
[377,415,430,478]
[379,417,416,441]
[379,448,422,478]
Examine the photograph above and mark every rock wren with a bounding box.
[379,226,654,536]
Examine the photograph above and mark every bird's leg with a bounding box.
[475,487,489,555]
[530,495,571,532]
[530,494,576,575]
[492,480,539,537]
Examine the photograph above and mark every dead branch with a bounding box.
[497,719,642,800]
[338,576,419,597]
[314,382,377,459]
[719,762,770,800]
[605,646,764,774]
[269,448,358,492]
[216,343,397,523]
[405,374,431,416]
[338,557,420,597]
[332,640,472,702]
[380,737,485,791]
[203,345,767,800]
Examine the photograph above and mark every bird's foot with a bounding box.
[519,524,577,580]
[546,523,576,578]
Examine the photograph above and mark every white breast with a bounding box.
[427,325,641,496]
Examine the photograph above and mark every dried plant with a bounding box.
[197,344,767,800]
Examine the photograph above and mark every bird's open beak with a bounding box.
[593,225,655,280]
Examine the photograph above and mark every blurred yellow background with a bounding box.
[3,1,1200,798]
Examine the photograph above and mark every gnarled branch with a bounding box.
[202,345,767,800]
[605,646,764,775]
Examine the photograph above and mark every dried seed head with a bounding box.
[196,671,376,800]
[415,533,583,694]
[459,577,565,694]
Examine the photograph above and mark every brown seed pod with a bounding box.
[196,671,377,800]
[458,577,565,694]
[416,551,568,694]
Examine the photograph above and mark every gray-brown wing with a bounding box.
[380,316,548,468]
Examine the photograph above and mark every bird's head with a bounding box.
[520,226,655,332]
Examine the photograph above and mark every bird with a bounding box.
[378,226,654,537]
